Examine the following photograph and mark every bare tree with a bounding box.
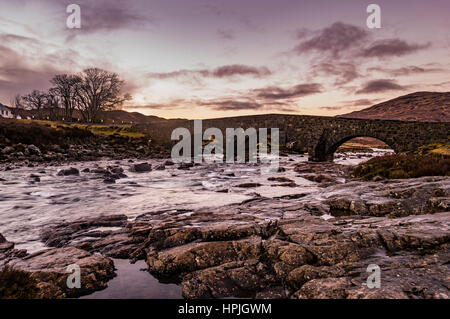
[75,68,131,123]
[21,90,48,119]
[45,90,61,121]
[11,94,24,109]
[50,74,82,121]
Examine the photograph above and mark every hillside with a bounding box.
[1,105,168,124]
[97,110,167,124]
[340,92,450,122]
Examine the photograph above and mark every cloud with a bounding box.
[147,70,206,80]
[432,80,450,88]
[356,79,406,94]
[199,99,263,111]
[368,65,442,76]
[292,22,431,63]
[147,64,271,80]
[361,39,430,58]
[211,65,271,78]
[344,99,374,107]
[64,0,155,40]
[254,83,322,100]
[320,106,346,111]
[295,28,312,40]
[320,99,373,111]
[0,34,76,102]
[217,28,235,40]
[197,98,298,113]
[293,22,368,57]
[201,4,264,32]
[311,62,360,85]
[125,98,186,110]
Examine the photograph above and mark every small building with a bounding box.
[0,103,14,118]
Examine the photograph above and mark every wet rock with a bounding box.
[292,278,351,299]
[181,259,277,299]
[1,146,14,154]
[39,215,145,261]
[268,177,294,183]
[57,168,80,176]
[273,182,297,187]
[130,162,152,172]
[29,174,41,182]
[287,265,345,290]
[0,234,29,268]
[431,188,447,198]
[7,247,115,298]
[216,189,229,193]
[303,174,336,183]
[154,164,166,170]
[109,166,124,175]
[41,215,128,248]
[147,236,261,276]
[325,197,368,217]
[91,168,108,174]
[235,183,262,188]
[177,162,194,170]
[27,145,41,156]
[103,177,116,184]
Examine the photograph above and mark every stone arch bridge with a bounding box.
[136,114,450,162]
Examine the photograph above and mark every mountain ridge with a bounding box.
[340,92,450,122]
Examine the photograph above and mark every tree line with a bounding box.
[14,68,131,123]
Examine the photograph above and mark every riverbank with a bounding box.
[0,119,170,166]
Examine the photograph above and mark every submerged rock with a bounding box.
[57,167,80,176]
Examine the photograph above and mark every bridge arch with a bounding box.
[310,130,400,162]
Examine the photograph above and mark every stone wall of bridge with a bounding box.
[137,114,450,162]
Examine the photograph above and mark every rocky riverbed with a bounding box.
[0,150,449,299]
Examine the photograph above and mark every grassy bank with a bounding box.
[0,119,95,151]
[353,146,450,180]
[0,119,170,162]
[0,119,148,148]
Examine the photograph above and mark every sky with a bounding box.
[0,0,449,119]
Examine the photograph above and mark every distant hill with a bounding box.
[0,104,169,124]
[340,92,450,122]
[98,110,167,124]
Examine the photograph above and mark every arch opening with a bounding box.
[333,136,394,165]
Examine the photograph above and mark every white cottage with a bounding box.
[0,103,14,118]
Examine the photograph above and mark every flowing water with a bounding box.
[0,150,392,253]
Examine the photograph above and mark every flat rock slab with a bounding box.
[7,247,115,298]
